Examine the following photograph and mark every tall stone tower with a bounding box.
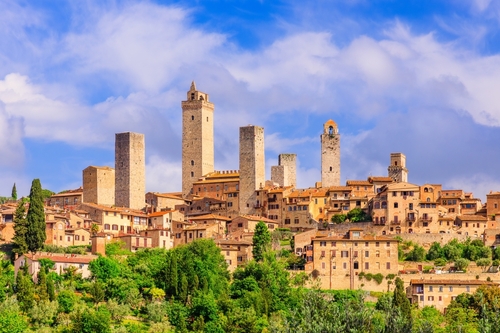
[239,125,265,215]
[321,119,340,187]
[82,166,115,206]
[271,153,296,187]
[388,153,408,183]
[182,81,214,197]
[115,132,145,209]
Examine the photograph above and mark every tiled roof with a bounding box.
[312,234,397,242]
[410,279,497,286]
[50,187,83,197]
[235,215,277,223]
[148,210,175,217]
[456,215,487,221]
[346,180,372,186]
[24,253,97,264]
[215,239,252,246]
[368,176,393,182]
[80,203,147,217]
[188,214,231,221]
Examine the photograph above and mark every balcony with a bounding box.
[406,216,416,221]
[391,220,401,225]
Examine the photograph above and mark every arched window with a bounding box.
[329,166,333,172]
[374,202,380,209]
[191,93,195,100]
[329,126,333,135]
[381,201,387,209]
[191,160,194,166]
[191,115,194,120]
[424,187,428,192]
[427,198,430,202]
[190,172,194,177]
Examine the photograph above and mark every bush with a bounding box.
[434,258,447,267]
[373,273,384,285]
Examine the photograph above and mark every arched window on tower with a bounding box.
[329,166,333,172]
[395,161,398,166]
[191,115,194,120]
[190,172,194,177]
[329,126,333,135]
[191,160,194,166]
[191,93,195,100]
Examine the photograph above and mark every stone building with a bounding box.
[48,187,83,210]
[311,228,399,290]
[115,132,145,210]
[321,120,340,187]
[239,125,265,215]
[182,82,215,197]
[82,166,115,206]
[388,153,408,183]
[271,153,297,187]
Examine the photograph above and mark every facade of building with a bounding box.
[82,166,115,206]
[407,279,497,312]
[48,187,83,210]
[182,82,215,197]
[387,153,408,183]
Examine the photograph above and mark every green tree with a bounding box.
[426,242,444,261]
[12,201,28,255]
[405,244,426,262]
[11,183,17,201]
[90,281,105,304]
[476,258,492,272]
[88,256,120,282]
[40,189,55,200]
[392,277,412,328]
[72,305,112,333]
[331,214,347,224]
[454,258,470,271]
[37,267,49,302]
[252,221,271,262]
[0,298,28,333]
[16,267,35,313]
[346,208,371,222]
[57,290,77,313]
[25,179,46,253]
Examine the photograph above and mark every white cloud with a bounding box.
[146,155,181,193]
[446,173,500,202]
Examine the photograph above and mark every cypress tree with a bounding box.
[26,179,46,254]
[47,276,55,301]
[252,221,271,262]
[12,200,28,255]
[16,267,35,312]
[37,267,49,301]
[11,183,17,200]
[393,277,412,327]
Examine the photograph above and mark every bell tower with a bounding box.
[388,153,408,183]
[321,119,340,187]
[181,82,214,197]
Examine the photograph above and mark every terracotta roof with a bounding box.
[456,215,487,221]
[148,210,175,217]
[215,239,252,246]
[368,176,394,182]
[80,202,147,216]
[410,279,497,286]
[51,188,83,198]
[24,253,97,264]
[346,180,372,186]
[150,192,184,200]
[235,215,277,223]
[324,119,338,127]
[193,178,239,185]
[312,234,397,242]
[326,186,351,191]
[269,186,293,193]
[188,214,231,221]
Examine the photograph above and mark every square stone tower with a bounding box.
[115,132,145,209]
[388,152,408,183]
[239,125,265,214]
[321,119,340,187]
[181,81,215,197]
[82,166,115,205]
[271,153,297,187]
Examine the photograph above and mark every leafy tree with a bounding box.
[11,183,17,200]
[12,201,28,255]
[88,256,120,282]
[454,258,470,271]
[476,258,492,272]
[426,242,444,261]
[28,300,58,328]
[25,179,46,253]
[331,214,347,224]
[37,267,49,302]
[105,299,129,323]
[40,189,55,200]
[346,208,371,222]
[434,258,447,267]
[72,305,112,333]
[90,281,105,304]
[252,221,271,262]
[405,244,426,262]
[0,298,28,333]
[57,290,77,313]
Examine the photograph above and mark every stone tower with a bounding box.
[271,153,296,187]
[181,81,214,197]
[82,166,115,205]
[115,132,145,209]
[321,119,340,187]
[239,125,265,215]
[388,153,408,183]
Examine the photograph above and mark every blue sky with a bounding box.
[1,0,500,201]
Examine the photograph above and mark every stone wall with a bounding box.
[279,153,296,187]
[271,165,287,187]
[115,132,145,210]
[239,125,265,215]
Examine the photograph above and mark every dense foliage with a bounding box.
[2,237,500,332]
[25,179,46,253]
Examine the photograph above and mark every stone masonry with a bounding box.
[181,81,214,198]
[239,125,265,215]
[321,119,340,187]
[82,166,115,206]
[388,152,408,183]
[271,153,296,187]
[115,132,145,210]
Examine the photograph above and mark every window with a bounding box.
[104,224,110,230]
[429,286,433,291]
[428,296,434,301]
[191,172,194,177]
[191,115,194,120]
[365,242,369,247]
[438,296,442,301]
[449,286,453,292]
[365,251,369,257]
[386,242,390,247]
[387,250,391,257]
[82,236,85,241]
[439,286,443,292]
[365,262,369,269]
[466,286,470,292]
[343,262,347,269]
[112,225,118,230]
[376,250,380,257]
[376,242,380,247]
[394,202,399,208]
[321,262,325,269]
[320,241,326,247]
[386,262,391,269]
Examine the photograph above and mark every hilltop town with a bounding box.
[2,82,500,313]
